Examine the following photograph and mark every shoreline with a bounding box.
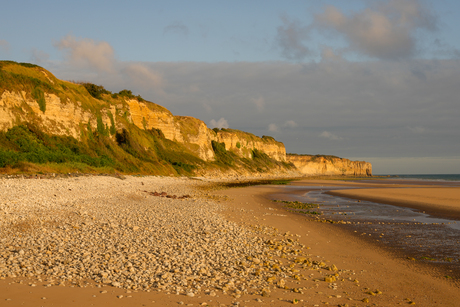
[0,176,459,306]
[218,181,460,306]
[327,186,460,221]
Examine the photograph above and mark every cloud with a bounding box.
[55,35,115,72]
[0,40,9,53]
[314,0,437,60]
[122,64,165,91]
[49,60,460,164]
[284,120,298,128]
[251,96,265,111]
[321,47,344,62]
[30,49,50,64]
[320,131,342,140]
[408,126,425,133]
[209,118,229,129]
[275,14,311,61]
[164,22,189,36]
[268,124,279,133]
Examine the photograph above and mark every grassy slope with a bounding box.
[0,61,294,176]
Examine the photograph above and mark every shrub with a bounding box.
[31,87,46,113]
[81,83,111,99]
[107,111,116,135]
[211,140,235,166]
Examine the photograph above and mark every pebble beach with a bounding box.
[1,175,459,306]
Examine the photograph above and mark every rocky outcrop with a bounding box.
[286,155,372,176]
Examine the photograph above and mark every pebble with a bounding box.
[0,176,341,300]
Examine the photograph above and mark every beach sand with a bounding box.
[328,186,460,220]
[0,177,459,306]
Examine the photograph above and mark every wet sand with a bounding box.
[328,186,460,220]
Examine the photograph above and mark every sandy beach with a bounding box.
[0,176,459,306]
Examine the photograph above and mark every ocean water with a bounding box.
[376,174,460,181]
[273,182,460,277]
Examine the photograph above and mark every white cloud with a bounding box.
[0,40,9,53]
[314,0,437,60]
[251,96,265,111]
[55,35,115,72]
[320,131,342,140]
[283,120,298,128]
[268,124,279,132]
[209,118,229,129]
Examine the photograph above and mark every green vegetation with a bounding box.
[236,141,241,149]
[112,89,145,102]
[79,82,146,102]
[275,200,322,215]
[0,124,203,175]
[107,111,116,135]
[80,83,110,99]
[211,140,236,167]
[31,87,46,112]
[219,178,298,188]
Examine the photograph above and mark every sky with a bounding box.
[1,0,459,174]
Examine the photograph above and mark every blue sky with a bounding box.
[1,0,460,174]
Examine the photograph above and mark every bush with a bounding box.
[81,83,111,99]
[111,89,145,102]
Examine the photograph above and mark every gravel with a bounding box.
[0,175,335,298]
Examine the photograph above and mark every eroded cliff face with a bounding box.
[0,89,372,175]
[123,99,286,161]
[0,90,113,139]
[215,130,286,161]
[287,155,372,176]
[0,63,372,175]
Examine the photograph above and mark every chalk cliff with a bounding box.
[287,155,372,176]
[0,61,372,176]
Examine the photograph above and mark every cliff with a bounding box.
[287,154,372,176]
[0,61,371,177]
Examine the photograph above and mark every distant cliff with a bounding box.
[0,61,371,177]
[287,154,372,176]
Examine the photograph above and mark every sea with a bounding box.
[272,174,460,278]
[376,174,460,182]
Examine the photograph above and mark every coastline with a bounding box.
[0,176,459,306]
[217,180,460,306]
